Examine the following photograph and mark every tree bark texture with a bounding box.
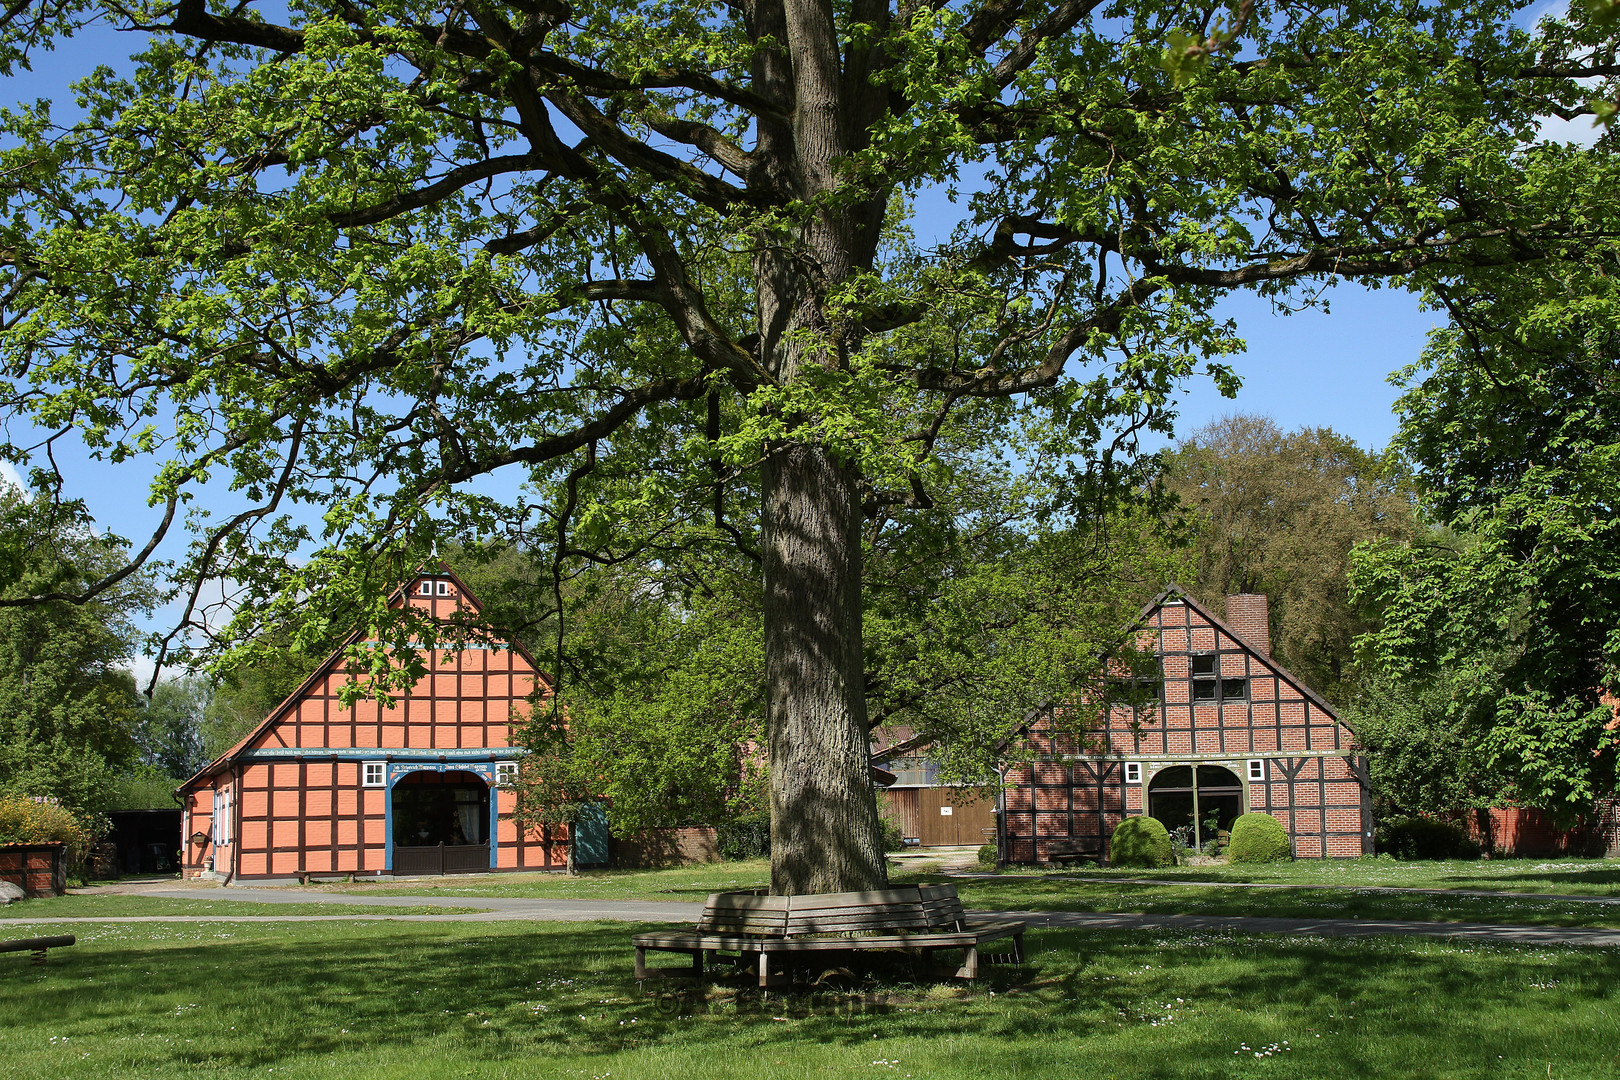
[763,441,887,895]
[753,0,893,894]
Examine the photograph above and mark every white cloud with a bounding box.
[122,655,158,694]
[1535,112,1607,148]
[0,461,22,492]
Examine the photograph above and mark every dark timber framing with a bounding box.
[177,566,568,881]
[1001,586,1372,862]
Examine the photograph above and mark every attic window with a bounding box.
[436,580,450,596]
[419,581,433,596]
[1191,654,1246,701]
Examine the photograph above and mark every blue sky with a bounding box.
[0,5,1597,676]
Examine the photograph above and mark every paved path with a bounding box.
[5,884,1620,946]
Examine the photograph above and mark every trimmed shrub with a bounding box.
[1376,816,1482,860]
[977,843,997,868]
[1227,813,1293,863]
[1110,815,1173,868]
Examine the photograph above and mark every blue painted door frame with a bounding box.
[383,761,500,872]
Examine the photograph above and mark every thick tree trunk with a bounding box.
[762,440,888,895]
[747,0,894,895]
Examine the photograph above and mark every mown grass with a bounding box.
[0,897,486,919]
[321,859,775,901]
[1006,856,1620,895]
[942,878,1620,928]
[1,917,1616,1078]
[314,856,1620,927]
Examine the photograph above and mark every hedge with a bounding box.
[1376,816,1481,860]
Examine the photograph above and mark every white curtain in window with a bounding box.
[457,801,483,845]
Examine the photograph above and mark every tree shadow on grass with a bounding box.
[8,921,1620,1077]
[1436,866,1620,891]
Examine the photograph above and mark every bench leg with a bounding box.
[692,949,704,976]
[757,951,769,989]
[955,944,979,980]
[635,946,647,980]
[1013,932,1024,964]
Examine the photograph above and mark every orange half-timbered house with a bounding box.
[1002,586,1374,862]
[178,568,572,881]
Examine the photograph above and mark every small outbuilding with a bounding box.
[177,569,578,881]
[1002,586,1373,862]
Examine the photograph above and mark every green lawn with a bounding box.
[1,897,486,919]
[1,917,1615,1078]
[1010,856,1620,895]
[320,859,775,901]
[312,856,1620,928]
[944,877,1620,928]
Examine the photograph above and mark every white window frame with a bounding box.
[1247,759,1266,782]
[1124,762,1142,784]
[436,580,450,596]
[363,761,386,788]
[212,788,231,846]
[419,580,433,596]
[495,762,518,787]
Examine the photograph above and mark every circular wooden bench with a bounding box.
[632,884,1024,987]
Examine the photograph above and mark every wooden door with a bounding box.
[879,789,922,843]
[917,787,997,846]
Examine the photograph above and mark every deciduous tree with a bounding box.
[1351,257,1620,820]
[0,0,1615,891]
[0,489,150,815]
[1161,415,1416,703]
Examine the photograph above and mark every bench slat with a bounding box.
[641,884,1026,985]
[634,925,1022,952]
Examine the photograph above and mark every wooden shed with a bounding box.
[1003,585,1373,862]
[177,568,575,881]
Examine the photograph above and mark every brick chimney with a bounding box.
[1225,594,1271,656]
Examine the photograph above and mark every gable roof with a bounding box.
[177,563,551,793]
[1142,583,1345,725]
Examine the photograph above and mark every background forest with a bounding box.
[10,381,1609,842]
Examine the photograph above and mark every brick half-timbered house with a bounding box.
[178,568,572,881]
[1002,586,1373,862]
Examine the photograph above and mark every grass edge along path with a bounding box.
[2,917,1618,1079]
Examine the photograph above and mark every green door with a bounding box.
[575,803,610,867]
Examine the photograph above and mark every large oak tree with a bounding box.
[0,0,1614,892]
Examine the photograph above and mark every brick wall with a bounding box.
[0,843,66,897]
[1001,591,1371,862]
